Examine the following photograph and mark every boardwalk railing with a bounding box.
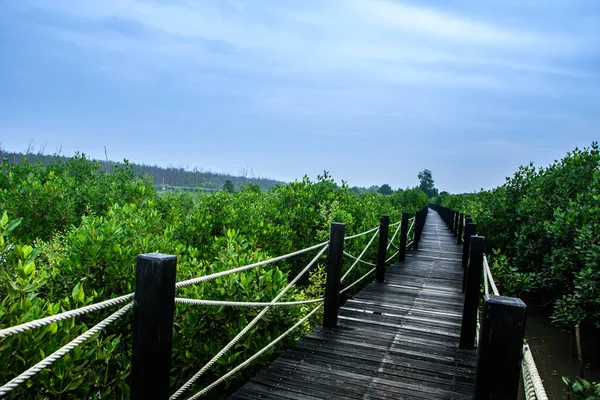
[430,203,548,400]
[0,207,425,399]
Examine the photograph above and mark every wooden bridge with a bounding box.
[231,209,476,399]
[0,206,547,400]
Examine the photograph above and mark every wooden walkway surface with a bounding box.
[231,209,476,399]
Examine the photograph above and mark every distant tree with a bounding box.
[368,185,380,192]
[223,179,234,192]
[418,169,438,198]
[439,191,449,197]
[377,184,393,195]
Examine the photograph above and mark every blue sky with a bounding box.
[1,0,598,192]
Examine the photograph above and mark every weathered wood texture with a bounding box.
[231,210,476,399]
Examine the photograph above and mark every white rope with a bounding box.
[175,241,327,289]
[344,225,379,241]
[174,298,324,307]
[386,251,399,263]
[340,228,379,283]
[389,221,401,227]
[340,267,376,294]
[387,222,402,251]
[343,252,376,267]
[409,216,415,221]
[522,342,548,400]
[0,293,134,339]
[482,259,490,296]
[186,304,323,400]
[483,255,499,296]
[406,240,413,249]
[0,303,133,397]
[407,219,415,234]
[170,244,328,400]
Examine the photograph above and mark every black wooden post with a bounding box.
[376,215,389,283]
[460,236,484,349]
[323,222,345,329]
[132,253,177,400]
[398,212,409,262]
[473,295,527,399]
[461,218,474,269]
[413,210,421,249]
[456,212,464,244]
[462,222,476,292]
[453,211,459,237]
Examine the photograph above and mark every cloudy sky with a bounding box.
[1,0,598,192]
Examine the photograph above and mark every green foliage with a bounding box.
[0,154,153,243]
[0,156,428,398]
[562,376,600,399]
[439,142,600,328]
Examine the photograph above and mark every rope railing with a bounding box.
[344,225,379,241]
[483,255,499,296]
[169,244,328,400]
[341,267,376,294]
[386,251,399,263]
[481,253,547,400]
[387,220,402,251]
[186,303,323,399]
[175,241,328,289]
[1,213,419,399]
[343,251,376,267]
[0,292,134,339]
[174,298,324,307]
[340,228,379,283]
[522,342,549,400]
[0,302,133,397]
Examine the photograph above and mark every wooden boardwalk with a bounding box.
[231,210,476,399]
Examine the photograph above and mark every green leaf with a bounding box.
[1,211,7,226]
[23,261,35,276]
[6,218,22,233]
[72,282,85,303]
[48,322,58,335]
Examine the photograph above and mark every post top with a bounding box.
[483,294,526,308]
[137,253,177,261]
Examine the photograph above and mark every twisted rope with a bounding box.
[175,241,327,289]
[387,221,402,251]
[340,228,379,283]
[344,225,379,241]
[0,293,134,339]
[407,219,415,234]
[0,303,133,397]
[522,343,548,400]
[483,258,490,296]
[341,267,376,294]
[170,244,328,400]
[174,298,324,307]
[406,240,413,249]
[186,304,323,400]
[480,256,546,399]
[386,251,399,263]
[389,221,401,227]
[483,255,499,296]
[343,251,376,267]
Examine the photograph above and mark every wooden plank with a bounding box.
[231,209,476,399]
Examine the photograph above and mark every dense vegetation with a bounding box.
[0,149,283,192]
[435,142,600,329]
[0,154,427,398]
